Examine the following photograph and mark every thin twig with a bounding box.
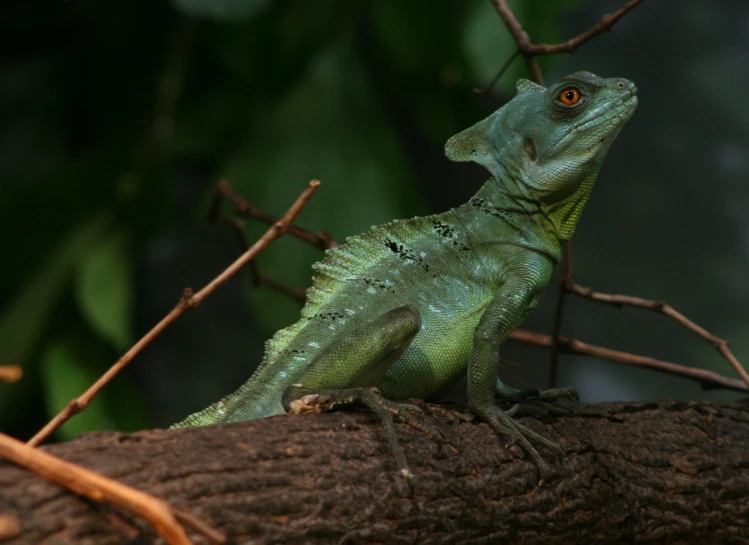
[548,241,571,387]
[473,49,521,94]
[28,180,321,447]
[0,514,21,540]
[565,281,749,389]
[174,508,226,544]
[489,0,645,56]
[509,329,747,393]
[0,364,22,383]
[221,216,306,304]
[214,180,337,251]
[0,432,212,545]
[526,0,645,55]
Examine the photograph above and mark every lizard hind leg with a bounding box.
[286,387,437,480]
[281,305,431,479]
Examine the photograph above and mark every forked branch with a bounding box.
[565,282,749,388]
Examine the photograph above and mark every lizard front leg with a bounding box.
[469,276,563,478]
[281,305,439,479]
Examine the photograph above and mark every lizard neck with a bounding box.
[475,152,599,244]
[464,174,563,264]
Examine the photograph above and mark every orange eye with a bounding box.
[559,88,581,105]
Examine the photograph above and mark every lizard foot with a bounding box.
[285,387,437,481]
[475,403,563,480]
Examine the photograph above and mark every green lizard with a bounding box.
[173,72,637,478]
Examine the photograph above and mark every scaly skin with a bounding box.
[174,72,638,478]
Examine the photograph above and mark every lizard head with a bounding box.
[445,72,638,240]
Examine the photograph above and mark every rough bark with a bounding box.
[1,400,748,544]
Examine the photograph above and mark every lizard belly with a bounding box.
[376,296,486,401]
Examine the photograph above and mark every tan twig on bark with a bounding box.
[27,180,321,447]
[0,514,21,540]
[0,365,22,383]
[0,432,222,545]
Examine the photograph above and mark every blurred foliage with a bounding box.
[0,0,583,439]
[2,0,747,441]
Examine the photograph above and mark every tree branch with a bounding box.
[3,400,748,543]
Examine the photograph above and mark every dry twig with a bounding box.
[0,432,219,545]
[565,282,749,389]
[0,364,22,383]
[28,180,321,447]
[509,329,747,393]
[211,179,336,251]
[0,514,21,540]
[221,215,306,304]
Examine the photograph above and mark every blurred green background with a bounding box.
[2,0,748,442]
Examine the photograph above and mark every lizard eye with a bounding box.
[559,87,581,105]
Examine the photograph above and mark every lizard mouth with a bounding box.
[572,91,638,135]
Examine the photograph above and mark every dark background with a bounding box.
[2,0,747,442]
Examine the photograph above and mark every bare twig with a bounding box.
[0,364,22,383]
[474,49,521,94]
[28,180,321,447]
[221,216,306,304]
[213,180,337,251]
[509,329,747,393]
[489,0,644,56]
[565,282,749,389]
[0,514,21,540]
[529,0,645,55]
[0,432,219,545]
[548,241,571,387]
[174,508,226,544]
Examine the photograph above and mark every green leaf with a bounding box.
[220,42,424,333]
[171,0,271,22]
[0,213,108,366]
[40,339,114,440]
[75,231,133,350]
